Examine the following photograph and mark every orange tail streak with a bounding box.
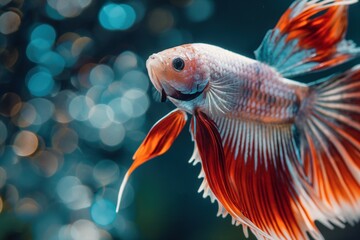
[116,109,187,212]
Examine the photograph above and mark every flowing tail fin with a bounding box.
[297,65,360,224]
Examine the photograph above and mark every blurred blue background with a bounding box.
[0,0,359,239]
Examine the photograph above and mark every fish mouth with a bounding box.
[150,68,205,101]
[154,74,205,102]
[160,89,167,102]
[163,83,205,101]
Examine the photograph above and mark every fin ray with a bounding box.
[192,111,273,239]
[255,0,360,77]
[192,111,334,239]
[297,65,360,223]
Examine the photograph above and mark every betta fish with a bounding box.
[116,0,360,239]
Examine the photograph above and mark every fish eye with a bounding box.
[172,57,185,71]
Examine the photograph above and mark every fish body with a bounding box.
[148,43,308,124]
[117,0,360,239]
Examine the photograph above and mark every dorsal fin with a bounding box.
[255,0,360,77]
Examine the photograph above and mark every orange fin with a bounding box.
[297,65,360,224]
[255,0,360,77]
[116,109,187,212]
[193,110,339,239]
[193,111,274,239]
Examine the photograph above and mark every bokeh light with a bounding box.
[0,11,21,35]
[0,92,22,117]
[113,51,138,74]
[93,160,119,186]
[15,198,41,216]
[11,102,37,127]
[47,0,92,18]
[32,150,60,177]
[12,131,38,157]
[26,39,51,63]
[53,90,76,123]
[99,122,125,147]
[52,127,78,153]
[99,3,136,31]
[28,98,55,125]
[88,104,114,129]
[31,24,56,47]
[89,64,114,86]
[69,95,94,121]
[123,89,150,118]
[70,219,100,240]
[39,51,66,76]
[91,199,116,226]
[120,70,149,91]
[185,0,214,22]
[56,176,92,210]
[27,70,55,96]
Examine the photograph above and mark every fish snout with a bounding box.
[146,54,168,101]
[146,54,165,72]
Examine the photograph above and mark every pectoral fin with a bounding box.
[116,109,187,212]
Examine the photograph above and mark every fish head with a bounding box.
[146,44,210,103]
